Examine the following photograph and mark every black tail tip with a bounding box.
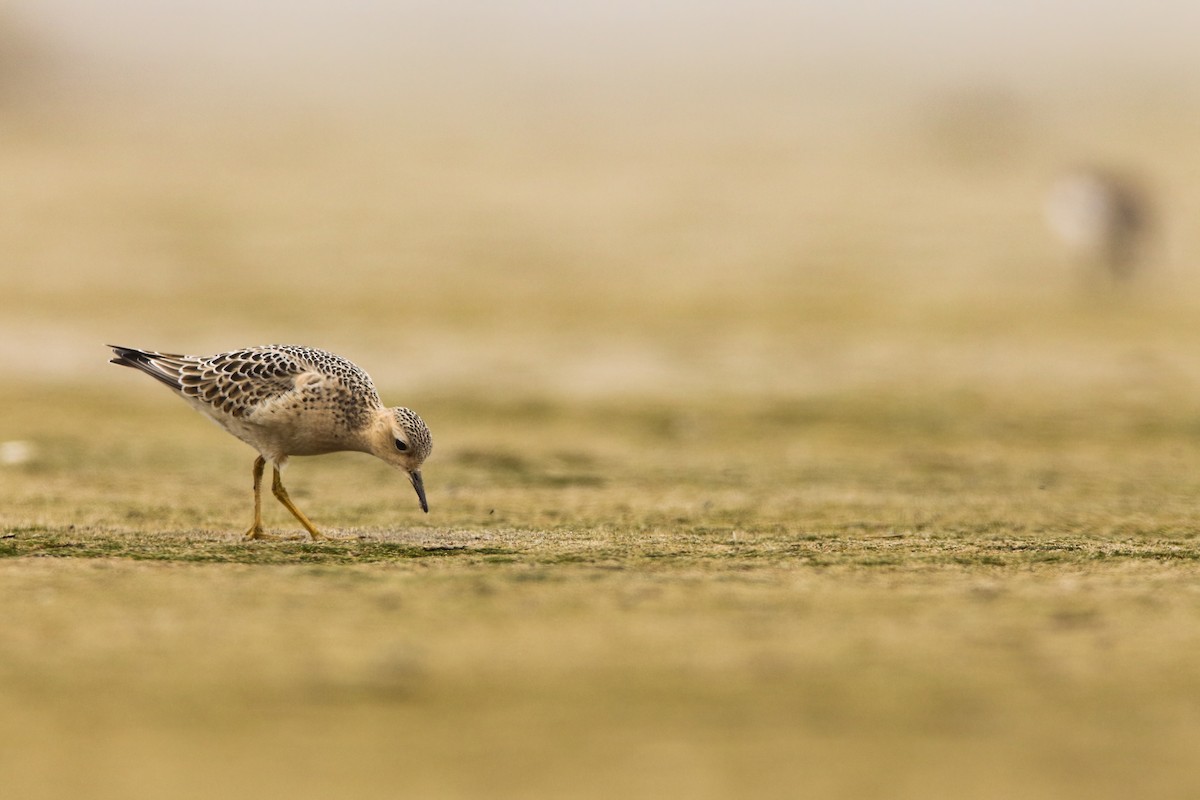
[108,345,143,368]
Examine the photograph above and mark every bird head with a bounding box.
[369,406,432,512]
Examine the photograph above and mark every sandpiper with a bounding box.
[110,344,431,541]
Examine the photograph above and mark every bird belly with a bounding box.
[201,407,350,461]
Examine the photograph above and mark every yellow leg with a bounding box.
[271,466,352,541]
[242,456,283,541]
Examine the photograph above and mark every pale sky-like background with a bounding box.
[8,1,1200,98]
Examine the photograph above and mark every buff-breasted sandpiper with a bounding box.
[109,344,432,541]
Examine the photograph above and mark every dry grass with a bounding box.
[4,380,1200,799]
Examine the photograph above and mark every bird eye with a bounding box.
[395,439,408,452]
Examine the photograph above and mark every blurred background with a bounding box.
[8,6,1200,799]
[3,0,1200,400]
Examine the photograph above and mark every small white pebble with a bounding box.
[0,440,36,466]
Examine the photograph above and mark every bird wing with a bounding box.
[179,347,311,418]
[110,345,306,418]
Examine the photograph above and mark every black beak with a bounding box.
[409,469,428,513]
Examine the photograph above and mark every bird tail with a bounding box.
[108,345,191,390]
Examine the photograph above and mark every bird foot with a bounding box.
[242,525,285,542]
